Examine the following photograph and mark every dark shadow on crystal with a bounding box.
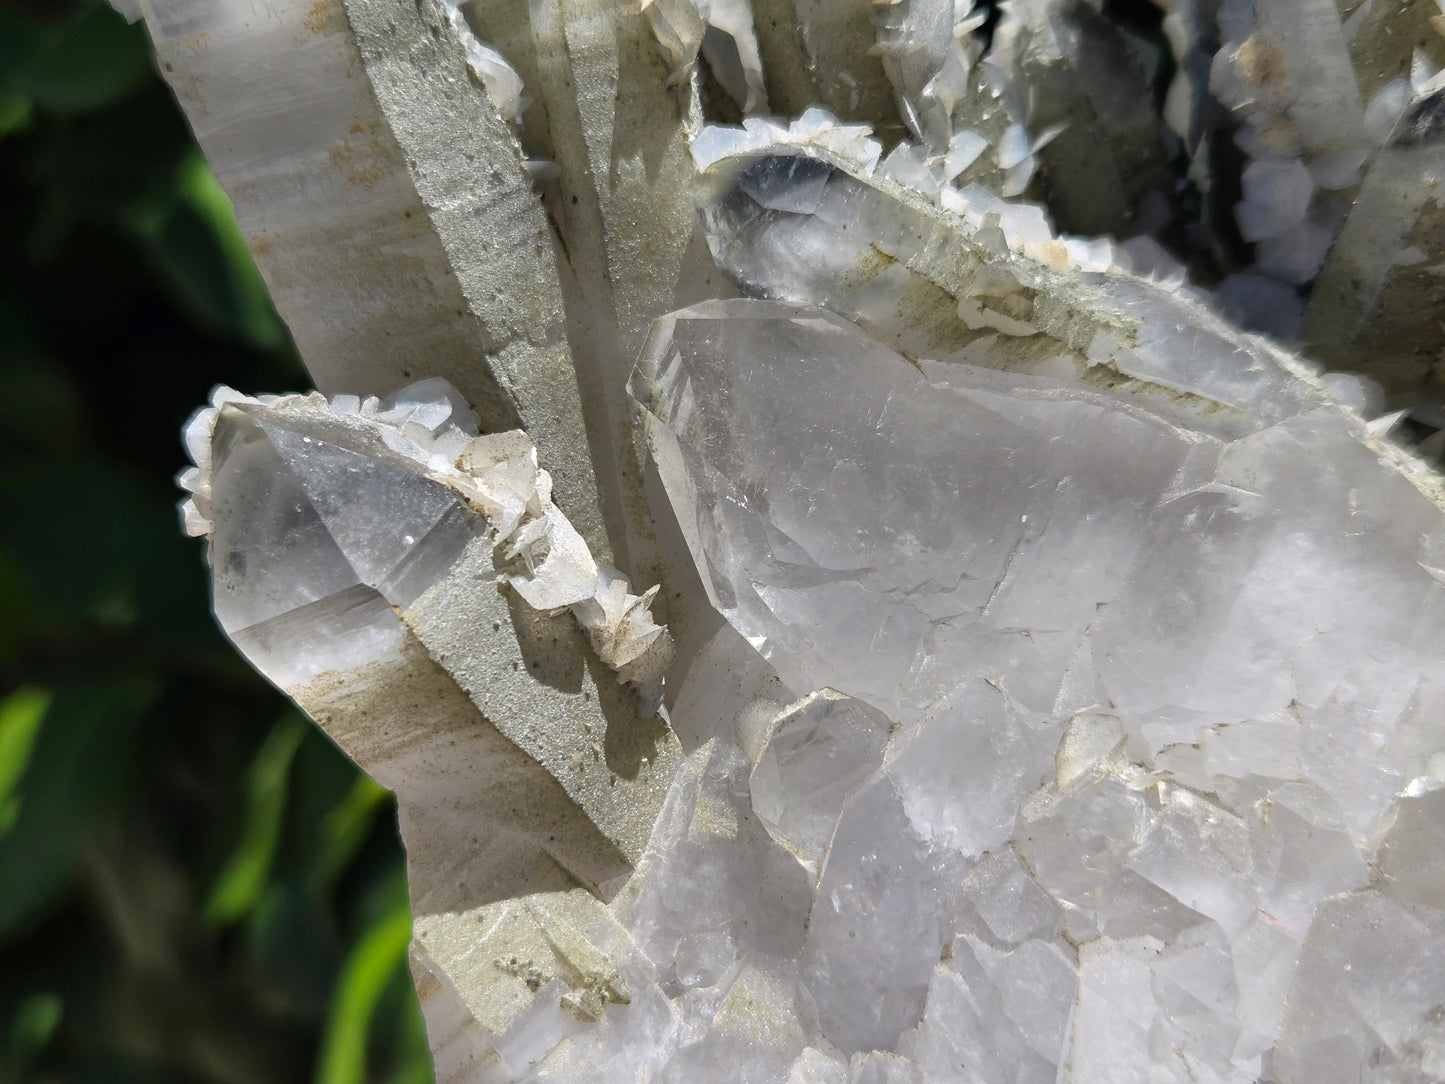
[586,651,672,781]
[1393,87,1445,147]
[502,583,586,696]
[736,155,833,215]
[699,25,748,121]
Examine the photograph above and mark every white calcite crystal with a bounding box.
[147,0,1445,1078]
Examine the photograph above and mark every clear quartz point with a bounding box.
[748,689,892,873]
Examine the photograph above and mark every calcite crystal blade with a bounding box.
[631,297,1445,1076]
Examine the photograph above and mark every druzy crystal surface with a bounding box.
[132,0,1445,1077]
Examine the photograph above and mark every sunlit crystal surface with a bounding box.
[144,0,1445,1074]
[628,298,1445,1078]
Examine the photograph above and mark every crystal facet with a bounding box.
[629,296,1445,1079]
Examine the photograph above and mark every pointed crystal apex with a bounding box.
[251,415,468,591]
[749,689,891,870]
[208,406,365,638]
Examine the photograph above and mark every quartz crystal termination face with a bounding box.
[629,137,1445,1072]
[177,380,680,913]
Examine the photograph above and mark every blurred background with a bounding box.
[0,1,433,1079]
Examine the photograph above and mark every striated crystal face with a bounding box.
[630,297,1445,1077]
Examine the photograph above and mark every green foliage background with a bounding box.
[0,2,433,1080]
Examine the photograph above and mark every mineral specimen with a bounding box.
[632,293,1445,1078]
[130,0,1445,1077]
[178,381,682,1053]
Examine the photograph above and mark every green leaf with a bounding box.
[127,149,289,350]
[0,92,32,139]
[386,986,435,1084]
[310,774,392,900]
[314,878,416,1084]
[0,329,85,453]
[244,880,343,1014]
[0,11,46,91]
[15,5,153,115]
[0,676,157,936]
[5,991,63,1077]
[0,457,142,625]
[0,551,40,668]
[0,688,53,834]
[173,151,287,348]
[203,712,308,926]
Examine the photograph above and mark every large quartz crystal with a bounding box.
[127,0,1445,1077]
[632,292,1445,1076]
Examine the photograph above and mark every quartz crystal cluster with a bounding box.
[178,380,673,686]
[178,379,680,913]
[124,0,1445,1078]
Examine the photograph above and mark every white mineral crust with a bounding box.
[150,0,1445,1077]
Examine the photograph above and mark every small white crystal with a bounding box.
[1235,156,1314,241]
